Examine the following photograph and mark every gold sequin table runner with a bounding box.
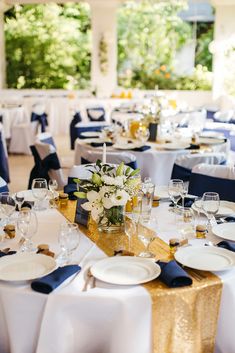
[59,201,222,353]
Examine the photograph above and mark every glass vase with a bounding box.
[98,205,124,233]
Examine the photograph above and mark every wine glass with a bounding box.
[137,216,158,258]
[202,192,220,227]
[17,209,38,252]
[14,191,25,211]
[168,179,184,212]
[32,178,48,211]
[124,215,136,251]
[0,192,16,225]
[181,182,189,208]
[175,207,195,240]
[58,222,80,265]
[49,179,58,208]
[135,126,150,144]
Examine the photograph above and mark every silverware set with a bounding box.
[82,269,96,292]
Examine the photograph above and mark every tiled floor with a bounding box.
[8,134,73,193]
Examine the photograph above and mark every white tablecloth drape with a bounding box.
[74,139,229,185]
[0,199,235,353]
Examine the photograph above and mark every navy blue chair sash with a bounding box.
[0,132,9,183]
[171,164,191,182]
[31,112,48,133]
[87,108,105,122]
[70,112,82,150]
[81,157,137,170]
[0,183,8,193]
[40,137,56,148]
[189,172,235,202]
[28,146,61,189]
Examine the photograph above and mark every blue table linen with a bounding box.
[31,265,81,294]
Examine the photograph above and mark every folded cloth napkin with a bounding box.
[16,201,34,211]
[90,142,113,148]
[169,197,196,208]
[224,216,235,222]
[186,144,200,150]
[217,241,235,252]
[31,265,81,294]
[157,260,192,287]
[130,145,151,152]
[0,250,17,258]
[64,183,77,200]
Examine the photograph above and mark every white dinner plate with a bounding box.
[157,142,190,150]
[0,253,57,281]
[200,131,225,139]
[198,137,225,145]
[192,200,235,217]
[175,246,235,271]
[80,131,101,138]
[113,142,144,150]
[212,223,235,241]
[90,256,161,285]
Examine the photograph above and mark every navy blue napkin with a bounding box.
[186,144,200,150]
[31,265,81,294]
[64,183,77,200]
[75,198,89,226]
[90,142,113,147]
[131,145,151,152]
[169,197,195,208]
[217,241,235,252]
[157,260,192,287]
[0,251,17,258]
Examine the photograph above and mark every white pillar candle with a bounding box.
[102,143,106,164]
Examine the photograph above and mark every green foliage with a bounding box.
[5,3,91,89]
[195,22,214,71]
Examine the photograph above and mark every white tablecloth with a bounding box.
[0,201,235,352]
[0,106,29,139]
[74,138,229,185]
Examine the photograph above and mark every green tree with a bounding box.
[117,0,192,89]
[5,3,91,89]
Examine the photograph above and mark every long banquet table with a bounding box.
[0,200,235,353]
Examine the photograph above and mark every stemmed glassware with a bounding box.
[17,209,38,252]
[48,179,58,208]
[58,222,80,265]
[168,179,184,212]
[32,178,48,211]
[181,182,189,208]
[137,216,158,258]
[14,192,25,211]
[0,192,16,225]
[124,215,136,251]
[202,192,220,227]
[135,126,150,144]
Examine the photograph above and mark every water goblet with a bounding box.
[58,222,80,265]
[135,126,150,144]
[181,182,189,208]
[137,216,158,258]
[124,215,136,251]
[14,191,25,211]
[32,178,48,211]
[168,179,184,212]
[202,192,220,228]
[49,179,58,208]
[0,192,16,225]
[141,182,155,222]
[175,207,195,240]
[17,209,38,252]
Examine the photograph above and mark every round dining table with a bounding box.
[74,136,229,185]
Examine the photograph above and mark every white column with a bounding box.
[89,0,118,97]
[0,11,6,88]
[211,0,235,100]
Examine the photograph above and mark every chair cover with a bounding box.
[70,112,82,149]
[171,153,226,182]
[86,107,105,122]
[189,164,235,201]
[28,142,65,189]
[0,131,10,183]
[0,177,8,193]
[72,122,109,152]
[36,132,56,148]
[213,110,234,123]
[203,127,235,151]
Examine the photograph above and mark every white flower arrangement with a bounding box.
[74,160,140,225]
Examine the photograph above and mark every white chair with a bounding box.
[189,164,235,201]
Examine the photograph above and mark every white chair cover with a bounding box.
[214,110,234,122]
[192,164,235,180]
[175,153,226,169]
[9,123,34,155]
[35,142,66,188]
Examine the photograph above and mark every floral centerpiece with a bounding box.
[74,161,140,233]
